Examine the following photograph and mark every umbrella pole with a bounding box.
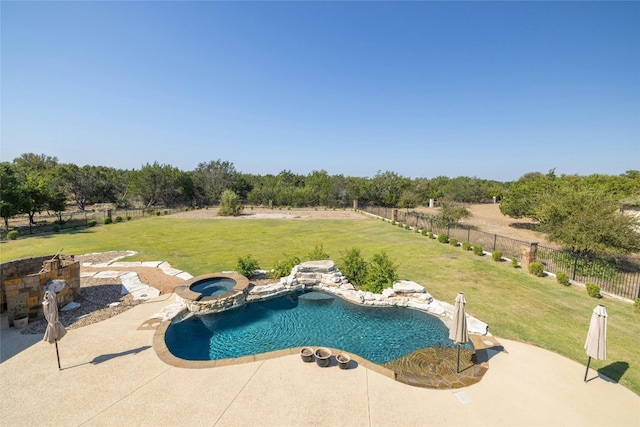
[456,344,461,374]
[584,356,591,382]
[55,340,61,370]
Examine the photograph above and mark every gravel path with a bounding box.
[20,251,172,335]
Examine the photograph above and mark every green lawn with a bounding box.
[2,214,639,395]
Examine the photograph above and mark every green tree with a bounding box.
[13,153,58,171]
[192,160,239,206]
[0,163,24,230]
[20,172,51,226]
[500,170,558,220]
[537,187,640,257]
[131,162,185,208]
[438,199,471,224]
[367,171,412,207]
[218,189,244,216]
[398,190,419,210]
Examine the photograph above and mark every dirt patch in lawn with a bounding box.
[414,204,558,248]
[169,207,367,220]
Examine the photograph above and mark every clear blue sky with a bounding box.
[2,1,639,181]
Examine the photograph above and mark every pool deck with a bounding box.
[1,295,639,427]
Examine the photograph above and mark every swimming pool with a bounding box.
[165,290,472,364]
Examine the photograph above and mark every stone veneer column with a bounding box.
[520,242,538,270]
[391,209,398,222]
[353,199,358,210]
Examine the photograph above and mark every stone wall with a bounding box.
[178,291,246,314]
[247,260,490,336]
[1,255,80,323]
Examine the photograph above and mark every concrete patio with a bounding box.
[1,295,638,427]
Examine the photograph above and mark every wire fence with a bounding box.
[1,207,181,240]
[360,205,640,300]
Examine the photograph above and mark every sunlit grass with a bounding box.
[2,215,638,395]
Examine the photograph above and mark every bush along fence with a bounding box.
[1,207,180,240]
[359,205,640,301]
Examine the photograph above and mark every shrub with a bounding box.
[340,248,368,287]
[511,257,519,268]
[528,261,544,277]
[414,226,419,233]
[421,229,427,236]
[88,219,97,227]
[427,232,434,239]
[404,224,410,230]
[126,216,132,221]
[163,210,168,215]
[7,230,18,240]
[268,255,301,279]
[218,189,244,216]
[52,224,61,232]
[307,244,330,261]
[634,299,640,314]
[156,211,161,216]
[437,233,449,243]
[449,238,458,247]
[115,216,123,223]
[492,250,503,262]
[236,255,260,278]
[556,271,570,286]
[473,245,484,256]
[391,221,396,226]
[103,217,113,224]
[462,242,472,251]
[585,282,602,298]
[362,251,398,294]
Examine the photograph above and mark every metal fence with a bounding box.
[360,205,640,300]
[1,207,180,240]
[536,245,640,300]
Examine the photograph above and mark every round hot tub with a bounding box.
[176,272,250,314]
[190,277,237,297]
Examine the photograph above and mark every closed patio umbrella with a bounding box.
[584,304,607,382]
[449,292,469,373]
[42,290,67,370]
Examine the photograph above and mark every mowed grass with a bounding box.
[2,214,639,395]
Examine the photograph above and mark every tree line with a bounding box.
[0,153,506,223]
[2,153,639,257]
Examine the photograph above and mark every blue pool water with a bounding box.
[190,277,236,297]
[165,290,472,364]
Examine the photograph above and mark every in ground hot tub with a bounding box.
[176,272,250,314]
[190,277,237,297]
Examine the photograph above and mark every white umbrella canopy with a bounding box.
[449,293,469,345]
[449,292,469,373]
[42,290,66,369]
[585,304,607,360]
[584,304,607,382]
